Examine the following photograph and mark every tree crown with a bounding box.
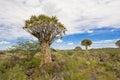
[23,14,66,45]
[81,39,92,46]
[23,15,64,28]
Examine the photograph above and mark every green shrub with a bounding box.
[0,65,26,80]
[24,57,40,69]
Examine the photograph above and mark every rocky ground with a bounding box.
[0,48,120,80]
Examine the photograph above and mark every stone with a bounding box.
[91,73,98,80]
[52,73,64,80]
[26,65,35,77]
[52,61,61,71]
[10,55,20,61]
[113,68,120,79]
[39,66,46,74]
[0,51,5,55]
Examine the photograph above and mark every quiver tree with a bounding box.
[81,39,92,54]
[23,15,66,67]
[115,40,120,48]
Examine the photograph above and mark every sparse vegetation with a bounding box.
[0,48,120,80]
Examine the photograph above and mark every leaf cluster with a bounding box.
[81,39,92,46]
[23,15,66,45]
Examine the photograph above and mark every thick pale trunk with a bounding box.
[39,42,52,68]
[85,46,88,54]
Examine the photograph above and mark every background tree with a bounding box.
[74,46,82,51]
[81,39,92,54]
[9,40,40,60]
[115,40,120,48]
[23,15,66,67]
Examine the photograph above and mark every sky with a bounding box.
[0,0,120,50]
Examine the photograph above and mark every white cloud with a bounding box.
[56,39,63,43]
[90,39,120,48]
[0,0,120,40]
[0,41,10,44]
[24,0,41,6]
[111,29,114,32]
[68,42,74,45]
[93,39,118,44]
[87,30,93,33]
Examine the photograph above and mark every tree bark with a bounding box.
[39,42,52,68]
[85,46,88,54]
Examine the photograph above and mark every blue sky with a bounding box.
[51,27,120,49]
[0,0,120,50]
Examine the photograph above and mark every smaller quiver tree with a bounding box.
[81,39,92,54]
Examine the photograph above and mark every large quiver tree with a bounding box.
[23,15,66,67]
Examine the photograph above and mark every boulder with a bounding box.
[26,65,35,77]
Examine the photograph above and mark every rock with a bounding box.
[39,66,46,74]
[26,65,35,77]
[3,61,15,69]
[113,68,120,79]
[51,54,56,62]
[0,51,5,55]
[98,55,108,64]
[26,68,34,76]
[10,55,20,61]
[52,73,64,80]
[26,77,34,80]
[99,59,104,64]
[113,68,119,73]
[91,73,98,80]
[112,56,120,61]
[52,61,61,71]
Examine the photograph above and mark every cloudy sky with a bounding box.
[0,0,120,50]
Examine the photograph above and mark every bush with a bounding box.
[24,57,40,69]
[74,46,82,51]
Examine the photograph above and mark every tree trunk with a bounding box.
[85,46,88,54]
[39,42,52,68]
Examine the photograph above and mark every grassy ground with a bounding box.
[0,48,120,80]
